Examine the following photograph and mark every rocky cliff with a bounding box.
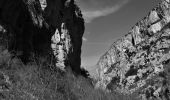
[0,0,85,74]
[96,0,170,99]
[0,0,91,99]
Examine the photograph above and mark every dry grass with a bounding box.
[0,48,140,100]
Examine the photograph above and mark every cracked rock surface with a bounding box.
[96,0,170,99]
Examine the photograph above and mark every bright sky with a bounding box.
[77,0,160,71]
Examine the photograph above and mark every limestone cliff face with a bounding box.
[0,0,85,74]
[96,0,170,99]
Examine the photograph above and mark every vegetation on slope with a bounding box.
[0,46,143,100]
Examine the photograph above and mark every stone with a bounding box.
[165,0,170,3]
[39,0,47,10]
[148,22,162,33]
[131,26,143,45]
[44,0,85,73]
[149,10,160,23]
[51,22,72,71]
[0,0,85,74]
[96,0,170,99]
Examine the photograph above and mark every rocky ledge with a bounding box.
[96,0,170,100]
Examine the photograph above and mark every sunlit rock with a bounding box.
[148,22,162,33]
[149,10,160,23]
[39,0,47,10]
[165,0,170,3]
[51,23,72,70]
[45,0,85,73]
[96,0,170,99]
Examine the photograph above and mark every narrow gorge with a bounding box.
[0,0,169,100]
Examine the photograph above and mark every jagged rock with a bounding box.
[149,11,160,23]
[96,0,170,99]
[51,23,72,70]
[39,0,47,10]
[0,0,85,74]
[44,0,85,73]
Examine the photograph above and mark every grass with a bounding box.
[0,46,142,100]
[0,29,154,100]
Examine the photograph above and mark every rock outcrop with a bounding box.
[96,0,170,99]
[0,0,85,74]
[47,0,85,73]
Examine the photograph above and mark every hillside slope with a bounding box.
[0,47,140,100]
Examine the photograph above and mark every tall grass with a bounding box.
[0,46,139,100]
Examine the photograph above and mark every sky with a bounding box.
[76,0,160,71]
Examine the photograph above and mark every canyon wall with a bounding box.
[0,0,85,74]
[96,0,170,99]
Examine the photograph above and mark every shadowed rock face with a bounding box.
[0,0,51,62]
[0,0,85,74]
[45,0,85,73]
[96,0,170,99]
